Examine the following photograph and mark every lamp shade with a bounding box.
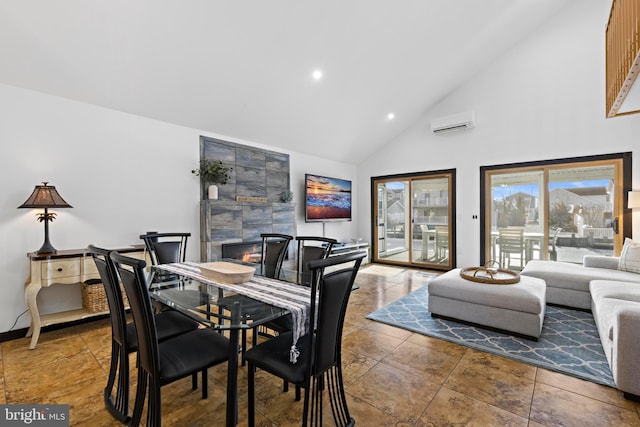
[18,182,72,209]
[629,191,640,209]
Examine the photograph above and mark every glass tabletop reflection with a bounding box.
[148,268,290,330]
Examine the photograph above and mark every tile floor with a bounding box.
[1,264,640,426]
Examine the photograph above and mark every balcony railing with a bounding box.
[606,0,640,117]
[414,216,448,225]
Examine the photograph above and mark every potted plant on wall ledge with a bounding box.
[280,190,294,203]
[191,160,233,200]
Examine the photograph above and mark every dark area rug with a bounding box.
[366,286,615,388]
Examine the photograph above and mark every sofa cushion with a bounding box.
[591,280,640,341]
[590,280,640,305]
[619,238,640,274]
[591,293,640,341]
[522,260,640,293]
[583,255,620,270]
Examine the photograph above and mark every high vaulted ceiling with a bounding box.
[0,1,571,163]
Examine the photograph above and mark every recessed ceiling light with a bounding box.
[387,113,395,120]
[312,70,323,80]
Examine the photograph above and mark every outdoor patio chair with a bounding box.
[498,227,525,270]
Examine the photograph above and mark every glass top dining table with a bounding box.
[148,260,305,427]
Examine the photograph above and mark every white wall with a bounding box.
[0,83,357,334]
[356,0,640,266]
[290,152,360,242]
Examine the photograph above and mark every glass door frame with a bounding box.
[480,152,632,266]
[371,169,456,270]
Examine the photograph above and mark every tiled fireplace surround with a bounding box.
[199,136,296,261]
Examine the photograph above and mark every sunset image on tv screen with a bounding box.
[305,174,352,221]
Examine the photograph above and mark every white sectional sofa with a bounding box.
[521,239,640,399]
[590,278,640,400]
[521,256,640,310]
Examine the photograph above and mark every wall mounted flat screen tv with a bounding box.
[305,173,352,222]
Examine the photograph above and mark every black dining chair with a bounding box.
[140,232,190,266]
[110,251,232,427]
[88,245,201,424]
[253,235,335,395]
[140,232,191,311]
[295,236,338,286]
[246,251,366,427]
[259,233,294,279]
[218,233,293,365]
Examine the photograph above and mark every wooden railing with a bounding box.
[606,0,640,117]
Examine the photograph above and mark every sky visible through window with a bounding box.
[493,179,609,199]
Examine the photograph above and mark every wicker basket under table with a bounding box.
[81,279,128,313]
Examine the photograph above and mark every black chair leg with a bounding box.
[248,364,256,427]
[327,366,350,426]
[130,370,147,427]
[104,341,130,423]
[148,378,162,427]
[201,369,208,399]
[104,341,118,401]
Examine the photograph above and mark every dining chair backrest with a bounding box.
[307,251,365,375]
[110,252,160,379]
[88,245,128,346]
[296,236,338,286]
[260,233,293,279]
[140,232,190,265]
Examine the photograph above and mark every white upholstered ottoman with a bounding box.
[428,268,547,339]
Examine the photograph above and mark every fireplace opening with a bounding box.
[221,241,262,263]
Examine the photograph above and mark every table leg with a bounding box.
[226,328,239,426]
[226,300,241,427]
[25,280,42,349]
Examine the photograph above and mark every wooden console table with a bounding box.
[24,246,147,349]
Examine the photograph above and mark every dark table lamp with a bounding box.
[18,182,73,254]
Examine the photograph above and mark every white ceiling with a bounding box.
[0,1,572,163]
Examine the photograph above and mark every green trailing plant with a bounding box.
[191,160,233,185]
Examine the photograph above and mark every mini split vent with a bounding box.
[431,111,475,134]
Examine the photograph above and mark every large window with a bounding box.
[372,170,456,270]
[480,153,632,270]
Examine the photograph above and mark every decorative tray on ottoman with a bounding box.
[198,262,255,284]
[460,266,520,285]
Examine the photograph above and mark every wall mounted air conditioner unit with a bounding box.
[431,111,475,134]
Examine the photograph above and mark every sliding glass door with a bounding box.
[373,170,455,270]
[481,153,631,269]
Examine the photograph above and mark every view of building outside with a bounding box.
[491,173,614,264]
